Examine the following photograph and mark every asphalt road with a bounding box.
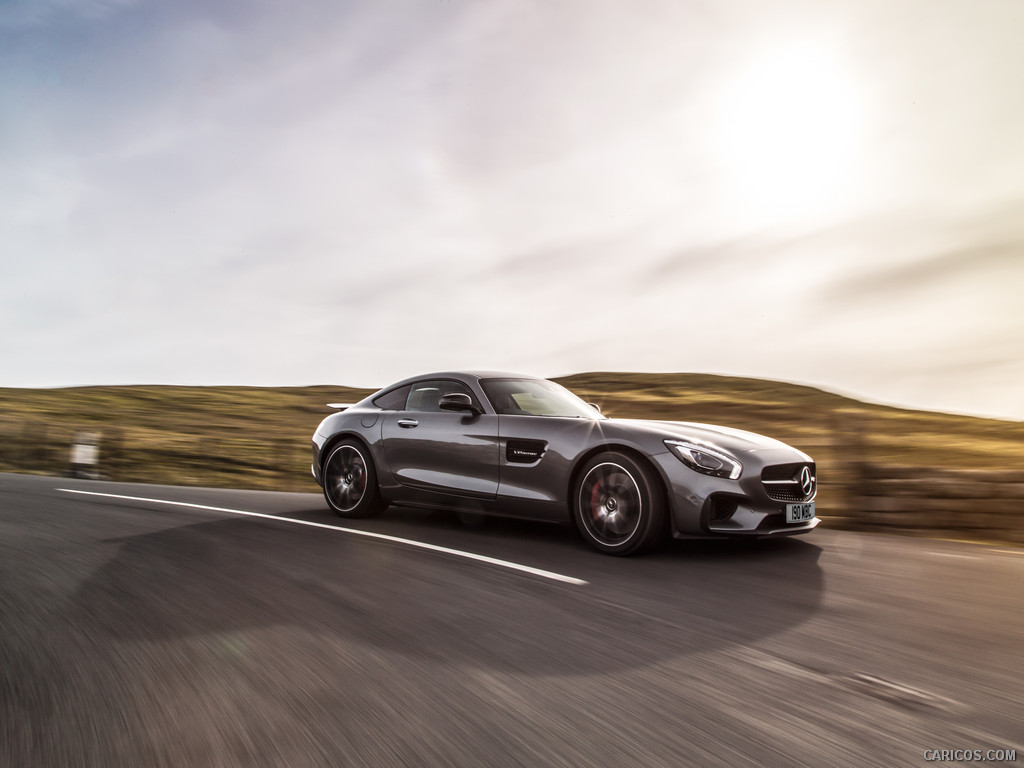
[2,472,1022,767]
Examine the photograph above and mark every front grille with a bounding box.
[762,462,816,502]
[764,485,809,502]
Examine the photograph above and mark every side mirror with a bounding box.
[439,393,481,415]
[588,402,602,413]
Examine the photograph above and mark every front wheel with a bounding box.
[322,440,385,518]
[573,452,666,555]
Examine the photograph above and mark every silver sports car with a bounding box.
[311,371,818,555]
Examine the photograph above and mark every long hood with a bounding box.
[612,419,800,455]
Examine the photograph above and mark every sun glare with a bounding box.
[710,41,867,228]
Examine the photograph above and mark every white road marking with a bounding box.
[993,549,1024,556]
[56,488,588,586]
[849,673,956,709]
[731,647,829,684]
[927,552,978,560]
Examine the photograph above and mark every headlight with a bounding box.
[665,440,742,479]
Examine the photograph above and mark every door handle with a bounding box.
[397,418,419,428]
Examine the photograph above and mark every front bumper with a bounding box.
[651,451,819,538]
[702,501,821,536]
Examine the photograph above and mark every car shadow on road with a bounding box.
[71,505,824,676]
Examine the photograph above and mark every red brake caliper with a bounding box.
[590,481,603,520]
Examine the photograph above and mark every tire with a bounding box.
[322,439,385,518]
[573,451,666,556]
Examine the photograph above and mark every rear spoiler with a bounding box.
[326,403,354,411]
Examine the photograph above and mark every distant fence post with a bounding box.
[104,427,124,481]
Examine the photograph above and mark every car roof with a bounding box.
[386,371,544,388]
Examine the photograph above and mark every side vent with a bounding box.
[506,439,547,464]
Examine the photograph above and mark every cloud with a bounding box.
[0,0,136,29]
[826,239,1023,303]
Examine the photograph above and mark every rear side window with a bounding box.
[372,385,411,411]
[406,380,478,412]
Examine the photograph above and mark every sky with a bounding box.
[2,0,1023,420]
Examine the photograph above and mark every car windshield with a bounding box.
[481,378,602,419]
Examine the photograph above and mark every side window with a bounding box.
[372,385,411,411]
[406,380,478,413]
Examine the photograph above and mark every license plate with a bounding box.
[786,502,815,523]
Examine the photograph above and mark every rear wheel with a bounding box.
[322,440,385,518]
[573,452,666,555]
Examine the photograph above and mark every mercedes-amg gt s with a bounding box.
[311,371,818,555]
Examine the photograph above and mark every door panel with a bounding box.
[381,411,500,499]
